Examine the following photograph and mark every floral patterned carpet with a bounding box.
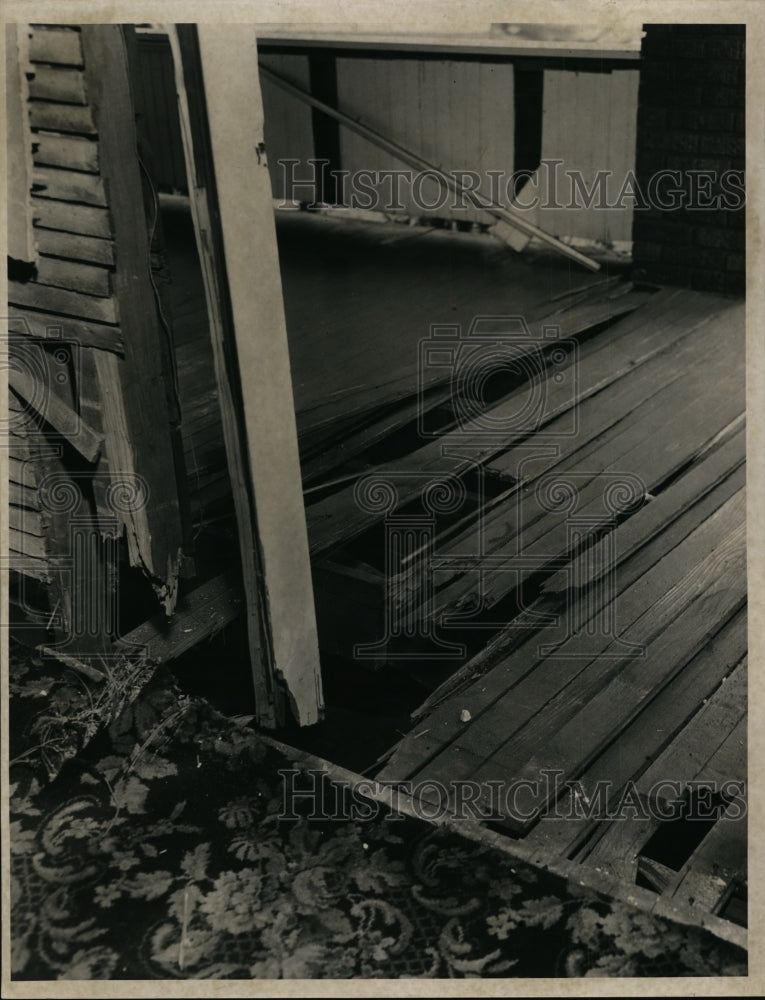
[10,654,747,981]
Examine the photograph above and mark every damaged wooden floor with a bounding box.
[167,206,745,936]
[356,286,747,933]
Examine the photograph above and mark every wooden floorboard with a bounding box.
[584,659,746,881]
[522,611,747,862]
[379,473,746,787]
[404,489,745,809]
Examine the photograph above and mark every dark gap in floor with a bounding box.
[636,785,734,882]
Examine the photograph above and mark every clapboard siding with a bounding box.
[32,197,112,238]
[34,228,115,265]
[27,65,87,103]
[9,306,124,353]
[28,25,84,66]
[33,132,100,172]
[9,279,119,324]
[29,100,96,134]
[32,166,107,206]
[35,254,112,297]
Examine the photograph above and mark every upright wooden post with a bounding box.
[169,25,323,726]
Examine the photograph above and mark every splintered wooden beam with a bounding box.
[80,25,186,615]
[170,26,323,727]
[258,61,600,272]
[116,571,244,663]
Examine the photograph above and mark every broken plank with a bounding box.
[666,798,747,914]
[9,305,123,353]
[32,196,112,237]
[7,547,52,582]
[33,131,99,172]
[27,65,87,103]
[28,25,84,66]
[32,165,107,206]
[115,571,244,663]
[585,661,747,880]
[8,279,118,324]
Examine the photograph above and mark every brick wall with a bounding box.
[632,24,745,296]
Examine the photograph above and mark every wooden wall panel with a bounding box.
[538,67,639,243]
[258,51,314,202]
[335,56,515,224]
